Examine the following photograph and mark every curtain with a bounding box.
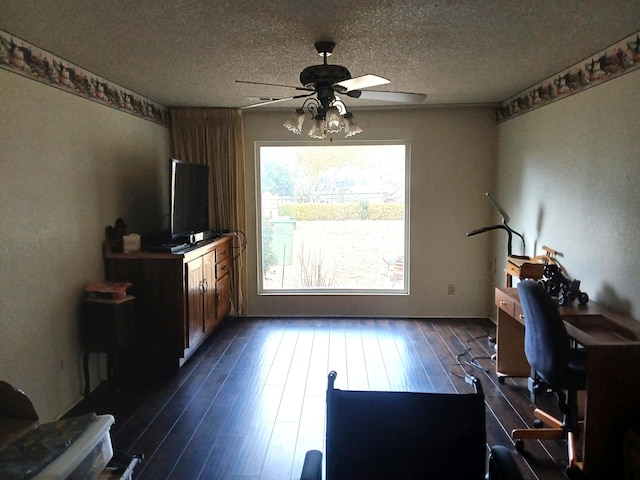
[170,108,247,316]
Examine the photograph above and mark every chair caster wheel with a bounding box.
[515,439,525,453]
[498,376,505,384]
[565,465,583,479]
[533,419,544,428]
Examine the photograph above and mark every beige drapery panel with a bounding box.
[170,108,247,316]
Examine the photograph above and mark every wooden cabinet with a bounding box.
[104,236,232,368]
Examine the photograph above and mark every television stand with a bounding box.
[104,236,232,368]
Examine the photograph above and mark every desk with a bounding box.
[495,287,640,479]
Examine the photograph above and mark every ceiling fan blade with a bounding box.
[349,89,427,104]
[335,74,390,92]
[241,92,315,109]
[236,80,313,92]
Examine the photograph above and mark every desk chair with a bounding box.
[511,280,587,479]
[301,371,524,480]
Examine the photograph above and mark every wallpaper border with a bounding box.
[2,27,637,126]
[497,31,640,123]
[0,29,170,127]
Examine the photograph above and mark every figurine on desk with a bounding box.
[508,245,590,306]
[539,263,589,306]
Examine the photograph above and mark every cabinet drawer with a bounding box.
[514,303,525,323]
[495,288,526,324]
[216,257,230,279]
[216,242,230,263]
[495,289,515,317]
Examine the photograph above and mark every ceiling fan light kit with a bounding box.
[239,41,426,139]
[282,96,361,140]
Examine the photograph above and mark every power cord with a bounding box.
[227,230,247,316]
[452,340,494,374]
[230,229,247,263]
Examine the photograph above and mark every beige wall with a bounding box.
[3,61,635,422]
[243,107,497,317]
[0,70,171,420]
[495,69,640,319]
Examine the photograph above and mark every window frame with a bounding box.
[255,140,411,295]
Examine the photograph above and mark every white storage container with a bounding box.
[34,414,115,480]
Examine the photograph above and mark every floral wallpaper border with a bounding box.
[498,31,640,123]
[0,29,169,127]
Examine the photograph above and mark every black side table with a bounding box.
[82,296,135,396]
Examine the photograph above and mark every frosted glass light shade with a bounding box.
[343,113,362,137]
[283,109,305,134]
[325,106,343,133]
[308,116,325,139]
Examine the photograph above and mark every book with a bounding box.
[85,281,132,299]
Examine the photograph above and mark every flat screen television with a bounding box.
[170,158,210,242]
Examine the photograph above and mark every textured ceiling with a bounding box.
[1,1,638,109]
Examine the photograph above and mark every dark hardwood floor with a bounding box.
[69,317,572,479]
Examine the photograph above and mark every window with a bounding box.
[257,141,409,294]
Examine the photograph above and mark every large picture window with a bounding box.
[257,142,409,294]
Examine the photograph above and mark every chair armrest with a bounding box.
[0,381,38,421]
[488,445,525,480]
[0,381,39,451]
[300,450,322,480]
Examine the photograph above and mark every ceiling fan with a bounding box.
[237,41,427,111]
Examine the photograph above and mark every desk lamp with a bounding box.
[467,192,524,287]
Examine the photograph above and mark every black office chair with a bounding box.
[511,280,587,479]
[301,371,524,480]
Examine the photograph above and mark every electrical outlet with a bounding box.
[448,284,456,295]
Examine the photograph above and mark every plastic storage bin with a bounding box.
[34,414,115,480]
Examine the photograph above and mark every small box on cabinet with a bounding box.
[122,234,141,253]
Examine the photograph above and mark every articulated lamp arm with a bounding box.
[466,192,525,259]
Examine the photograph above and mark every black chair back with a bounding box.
[325,371,486,480]
[518,280,571,385]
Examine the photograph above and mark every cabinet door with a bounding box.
[216,273,231,321]
[186,256,205,348]
[202,251,217,332]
